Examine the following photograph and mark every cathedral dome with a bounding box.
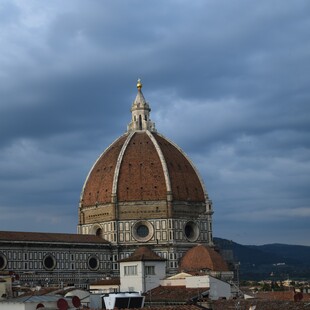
[78,80,213,252]
[80,80,208,210]
[80,131,206,207]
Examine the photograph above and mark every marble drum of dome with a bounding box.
[78,80,214,252]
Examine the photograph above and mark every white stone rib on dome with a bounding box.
[155,132,209,201]
[111,131,135,197]
[78,134,127,207]
[146,130,172,197]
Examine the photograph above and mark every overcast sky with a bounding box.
[0,0,309,246]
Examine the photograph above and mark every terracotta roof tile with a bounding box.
[256,291,310,301]
[0,231,109,244]
[90,278,120,286]
[145,285,208,303]
[120,246,165,262]
[212,299,310,310]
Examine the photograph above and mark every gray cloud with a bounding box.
[0,0,309,245]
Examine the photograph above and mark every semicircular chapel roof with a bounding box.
[178,244,229,272]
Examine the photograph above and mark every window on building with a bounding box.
[145,266,155,275]
[136,224,149,237]
[0,254,7,270]
[124,265,137,276]
[88,256,99,270]
[43,254,56,271]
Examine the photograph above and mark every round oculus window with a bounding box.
[43,254,56,271]
[132,221,154,242]
[88,256,99,270]
[136,224,149,238]
[184,221,200,242]
[0,253,7,270]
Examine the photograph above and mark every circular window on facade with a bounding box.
[43,254,56,271]
[137,224,149,237]
[88,256,99,270]
[184,221,200,242]
[132,221,154,242]
[0,253,7,270]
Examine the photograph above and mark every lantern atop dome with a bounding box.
[127,79,156,132]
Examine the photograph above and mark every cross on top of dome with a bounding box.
[127,79,156,132]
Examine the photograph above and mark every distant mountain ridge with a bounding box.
[250,243,310,265]
[213,237,310,280]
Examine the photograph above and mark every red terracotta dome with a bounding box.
[80,131,206,207]
[179,244,229,272]
[80,79,207,209]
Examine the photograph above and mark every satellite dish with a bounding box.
[57,298,69,310]
[72,296,81,307]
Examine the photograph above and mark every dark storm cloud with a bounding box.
[0,0,309,245]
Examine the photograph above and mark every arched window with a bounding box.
[96,228,102,237]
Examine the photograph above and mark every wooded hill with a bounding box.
[213,237,310,281]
